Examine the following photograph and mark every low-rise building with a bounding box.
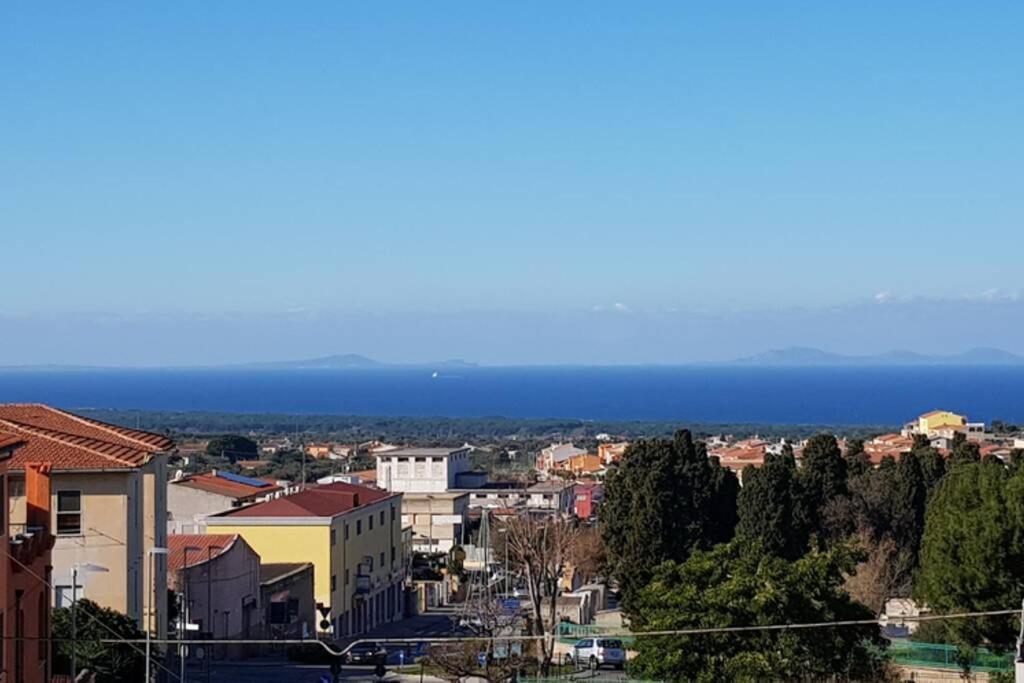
[597,442,629,464]
[260,562,315,639]
[565,454,604,477]
[0,404,173,639]
[573,482,603,521]
[168,470,286,534]
[376,447,472,493]
[400,492,469,553]
[536,443,586,477]
[205,482,405,636]
[2,436,54,683]
[525,481,575,515]
[167,534,262,649]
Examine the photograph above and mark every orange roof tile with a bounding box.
[0,431,26,453]
[0,404,173,471]
[167,534,238,573]
[172,471,283,500]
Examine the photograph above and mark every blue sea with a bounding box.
[0,366,1022,426]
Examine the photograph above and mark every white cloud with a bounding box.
[874,291,894,303]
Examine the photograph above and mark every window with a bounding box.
[380,510,385,525]
[331,575,337,592]
[56,491,82,535]
[345,569,350,586]
[356,519,362,536]
[368,515,373,531]
[391,546,396,566]
[379,552,385,569]
[331,529,336,546]
[344,523,350,541]
[390,505,396,522]
[38,593,47,664]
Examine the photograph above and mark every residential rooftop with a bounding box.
[167,534,238,572]
[379,447,470,458]
[0,403,174,471]
[172,470,283,500]
[213,481,393,519]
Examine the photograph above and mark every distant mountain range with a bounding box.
[728,346,1024,367]
[0,354,479,371]
[229,354,478,370]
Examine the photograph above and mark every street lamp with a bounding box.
[146,547,169,682]
[71,563,109,680]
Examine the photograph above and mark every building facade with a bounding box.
[1,435,54,683]
[167,470,285,534]
[205,482,405,636]
[0,404,173,640]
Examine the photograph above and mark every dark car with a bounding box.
[345,641,387,665]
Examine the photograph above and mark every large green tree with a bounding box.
[736,448,808,560]
[628,541,888,683]
[600,430,738,609]
[51,599,146,680]
[797,434,848,541]
[205,434,259,463]
[914,461,1024,667]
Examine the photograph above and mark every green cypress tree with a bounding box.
[601,430,739,610]
[736,448,807,560]
[797,434,848,541]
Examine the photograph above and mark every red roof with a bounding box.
[215,482,393,519]
[167,534,238,573]
[0,404,174,471]
[172,471,283,500]
[0,431,26,454]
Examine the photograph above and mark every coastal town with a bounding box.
[3,403,1023,681]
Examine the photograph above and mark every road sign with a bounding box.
[318,604,331,618]
[320,619,332,631]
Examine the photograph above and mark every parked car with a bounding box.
[345,641,387,665]
[572,638,625,669]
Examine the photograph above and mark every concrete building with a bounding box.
[167,534,262,649]
[573,482,603,521]
[400,492,469,553]
[525,480,575,515]
[2,436,54,683]
[376,447,472,493]
[377,448,473,553]
[205,482,405,636]
[260,563,315,639]
[168,470,286,534]
[0,404,173,639]
[597,442,629,464]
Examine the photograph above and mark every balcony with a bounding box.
[9,523,54,568]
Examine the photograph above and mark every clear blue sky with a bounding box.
[2,3,1022,364]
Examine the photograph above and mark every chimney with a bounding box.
[25,462,52,531]
[352,493,360,507]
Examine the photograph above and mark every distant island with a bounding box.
[3,348,1024,371]
[727,346,1024,367]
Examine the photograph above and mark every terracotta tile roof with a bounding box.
[167,534,238,573]
[214,482,393,519]
[0,404,174,471]
[172,471,283,500]
[0,431,26,453]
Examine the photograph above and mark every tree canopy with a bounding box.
[736,447,808,560]
[914,461,1024,663]
[51,599,146,681]
[205,434,258,462]
[601,430,738,609]
[628,541,889,683]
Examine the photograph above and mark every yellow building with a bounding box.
[206,482,405,635]
[916,410,967,434]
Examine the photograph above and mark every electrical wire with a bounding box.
[1,545,183,682]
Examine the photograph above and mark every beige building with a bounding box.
[205,482,406,636]
[0,404,173,638]
[167,470,286,534]
[400,492,469,553]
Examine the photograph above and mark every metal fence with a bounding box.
[889,641,1014,672]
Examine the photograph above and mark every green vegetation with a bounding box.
[205,434,258,462]
[51,599,146,680]
[600,430,738,610]
[628,542,889,682]
[914,460,1024,670]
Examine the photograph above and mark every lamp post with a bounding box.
[146,547,169,682]
[71,563,109,681]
